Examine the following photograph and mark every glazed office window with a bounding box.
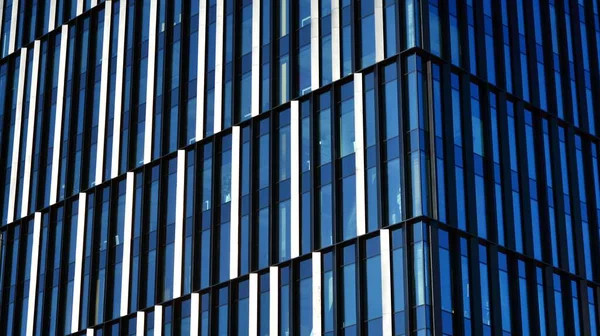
[130,172,144,312]
[218,136,232,283]
[0,0,13,57]
[479,245,491,330]
[0,61,10,224]
[319,183,334,247]
[14,49,35,219]
[320,0,332,85]
[532,0,546,111]
[384,0,398,57]
[240,127,251,274]
[535,268,547,336]
[471,83,487,238]
[215,287,229,335]
[506,102,523,253]
[197,143,213,289]
[406,55,429,218]
[363,73,379,232]
[558,127,576,274]
[256,118,271,269]
[340,0,353,76]
[575,136,593,279]
[340,244,357,334]
[261,0,272,112]
[498,253,511,333]
[183,151,195,293]
[500,0,512,93]
[359,0,376,68]
[80,194,96,326]
[588,287,598,336]
[571,281,582,335]
[338,82,355,158]
[593,144,600,255]
[516,0,530,102]
[449,0,460,66]
[451,74,466,230]
[93,187,111,325]
[432,65,446,223]
[277,0,291,104]
[222,0,235,129]
[237,2,252,121]
[205,0,217,135]
[564,3,581,127]
[298,258,313,335]
[296,0,311,95]
[460,238,471,333]
[525,110,541,260]
[186,0,200,143]
[259,273,270,336]
[465,0,477,75]
[363,236,383,334]
[277,110,291,261]
[323,252,335,335]
[161,158,178,300]
[237,280,250,336]
[428,0,441,56]
[382,63,399,139]
[300,101,313,253]
[110,181,126,319]
[438,230,453,335]
[33,213,49,333]
[518,260,530,335]
[483,0,495,85]
[280,267,291,335]
[317,93,333,247]
[405,0,419,48]
[542,120,559,267]
[549,1,564,120]
[413,223,431,333]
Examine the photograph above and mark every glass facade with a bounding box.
[1,0,600,335]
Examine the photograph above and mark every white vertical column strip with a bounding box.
[173,150,186,298]
[120,172,135,316]
[331,0,340,81]
[95,1,113,185]
[136,311,146,336]
[230,126,241,279]
[310,0,320,90]
[8,0,19,54]
[111,0,127,178]
[21,41,41,218]
[143,0,158,164]
[6,48,28,224]
[71,193,87,333]
[86,329,94,336]
[50,25,69,205]
[312,252,322,336]
[248,273,258,336]
[25,212,41,336]
[190,293,200,336]
[154,305,163,336]
[91,0,98,8]
[250,0,260,117]
[269,266,279,336]
[77,0,85,16]
[374,0,384,62]
[290,101,300,258]
[48,0,57,31]
[354,73,366,236]
[213,0,225,132]
[380,229,393,336]
[196,0,207,141]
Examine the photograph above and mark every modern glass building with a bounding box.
[1,0,600,335]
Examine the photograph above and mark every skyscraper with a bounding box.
[1,0,600,335]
